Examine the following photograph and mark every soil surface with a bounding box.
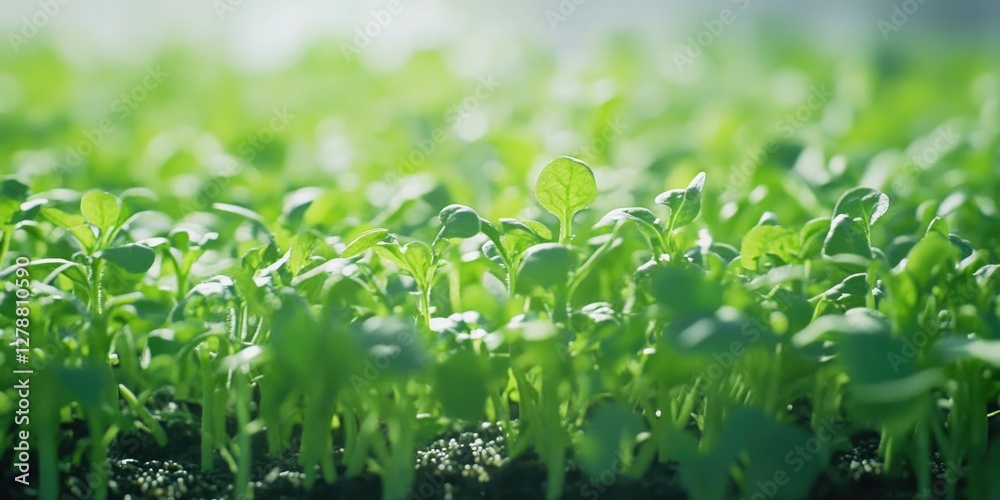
[0,396,972,499]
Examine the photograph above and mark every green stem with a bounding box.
[199,349,215,471]
[880,428,895,473]
[763,344,783,415]
[916,413,932,500]
[90,259,105,315]
[235,372,252,500]
[541,374,565,500]
[0,225,12,270]
[89,412,108,500]
[37,390,58,500]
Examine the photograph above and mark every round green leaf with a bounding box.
[98,244,156,274]
[437,204,481,239]
[515,243,577,293]
[81,190,121,232]
[534,156,597,240]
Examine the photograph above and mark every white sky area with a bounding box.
[0,0,996,72]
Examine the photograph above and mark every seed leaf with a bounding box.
[437,204,481,240]
[534,156,598,241]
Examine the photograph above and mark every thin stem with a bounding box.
[200,349,215,471]
[0,225,12,270]
[234,372,252,500]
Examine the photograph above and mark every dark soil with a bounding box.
[0,396,975,500]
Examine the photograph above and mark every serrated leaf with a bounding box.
[534,156,598,242]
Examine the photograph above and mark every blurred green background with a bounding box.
[2,0,998,250]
